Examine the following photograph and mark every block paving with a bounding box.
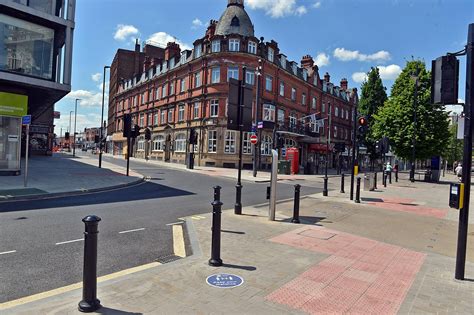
[266,226,426,314]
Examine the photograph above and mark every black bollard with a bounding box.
[78,215,102,313]
[395,170,398,182]
[209,186,223,267]
[383,172,387,187]
[389,171,392,184]
[340,173,345,193]
[323,177,328,196]
[355,177,361,203]
[374,172,378,190]
[292,184,301,223]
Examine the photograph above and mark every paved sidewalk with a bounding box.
[0,153,143,201]
[3,176,473,314]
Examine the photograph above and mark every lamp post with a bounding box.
[99,66,110,168]
[69,110,74,152]
[73,99,80,157]
[409,67,419,182]
[323,102,332,196]
[253,60,262,177]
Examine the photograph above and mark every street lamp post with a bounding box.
[99,66,110,168]
[73,99,80,157]
[69,110,74,152]
[253,60,262,177]
[323,102,332,196]
[410,68,419,182]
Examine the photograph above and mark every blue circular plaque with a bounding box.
[206,273,244,288]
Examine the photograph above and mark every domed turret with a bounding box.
[215,0,254,37]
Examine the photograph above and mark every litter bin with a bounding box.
[278,160,291,175]
[364,173,375,191]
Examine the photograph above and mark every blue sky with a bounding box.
[54,0,474,135]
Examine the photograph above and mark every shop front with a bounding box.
[0,92,28,175]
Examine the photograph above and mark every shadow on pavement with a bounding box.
[222,263,257,271]
[96,307,142,315]
[0,182,194,212]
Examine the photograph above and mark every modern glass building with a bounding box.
[0,0,75,175]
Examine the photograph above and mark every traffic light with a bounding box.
[357,116,368,143]
[189,128,198,145]
[145,128,151,141]
[94,135,100,143]
[131,124,140,138]
[123,114,131,138]
[431,55,459,105]
[65,132,70,140]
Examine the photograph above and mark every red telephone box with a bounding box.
[286,147,299,174]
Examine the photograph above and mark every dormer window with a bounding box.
[231,15,240,27]
[194,44,202,58]
[169,57,175,69]
[303,69,308,81]
[229,39,240,52]
[280,55,286,69]
[212,40,221,53]
[248,41,257,54]
[268,47,274,62]
[180,53,187,64]
[292,63,297,74]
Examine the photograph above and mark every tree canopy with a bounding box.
[372,60,450,160]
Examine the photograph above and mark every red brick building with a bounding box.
[107,0,358,172]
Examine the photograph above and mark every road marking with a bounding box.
[0,261,161,311]
[55,238,84,245]
[172,224,186,258]
[118,228,145,234]
[166,221,184,226]
[0,250,16,255]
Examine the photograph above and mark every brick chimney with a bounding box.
[134,38,140,52]
[324,72,330,83]
[340,78,348,90]
[165,42,181,61]
[300,55,314,69]
[206,20,218,39]
[143,56,151,72]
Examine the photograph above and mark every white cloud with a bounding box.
[147,32,191,50]
[91,73,101,82]
[247,0,307,18]
[351,64,402,83]
[191,18,203,29]
[334,48,391,62]
[65,90,108,108]
[313,1,321,8]
[377,64,402,80]
[352,72,368,83]
[295,5,307,16]
[314,53,330,67]
[114,24,139,41]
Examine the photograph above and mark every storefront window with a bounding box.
[0,116,21,171]
[0,14,54,79]
[174,134,186,152]
[261,135,272,156]
[224,130,236,154]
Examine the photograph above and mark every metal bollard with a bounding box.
[374,172,378,190]
[323,177,328,196]
[389,171,392,184]
[395,170,398,182]
[340,173,345,193]
[78,215,102,313]
[292,184,301,224]
[383,172,387,187]
[209,186,223,267]
[355,177,361,203]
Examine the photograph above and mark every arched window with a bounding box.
[260,135,273,156]
[152,135,165,151]
[231,16,240,27]
[137,136,145,151]
[174,134,186,152]
[284,138,297,148]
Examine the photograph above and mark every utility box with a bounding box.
[364,173,375,191]
[449,183,464,209]
[278,160,290,175]
[286,147,299,174]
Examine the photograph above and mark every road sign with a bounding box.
[282,147,287,157]
[257,121,263,129]
[251,124,257,133]
[206,274,244,288]
[250,134,258,144]
[22,115,31,125]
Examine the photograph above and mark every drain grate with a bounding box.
[156,254,182,264]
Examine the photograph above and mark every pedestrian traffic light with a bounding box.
[357,116,368,143]
[145,128,151,141]
[431,55,459,105]
[123,114,131,138]
[131,124,140,138]
[189,128,198,145]
[65,132,70,140]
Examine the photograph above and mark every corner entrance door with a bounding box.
[165,134,171,162]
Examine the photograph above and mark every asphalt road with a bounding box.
[0,156,323,303]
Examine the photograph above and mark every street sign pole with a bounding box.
[235,67,246,215]
[455,23,473,280]
[24,124,29,187]
[350,94,359,200]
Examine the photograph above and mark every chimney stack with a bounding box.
[300,55,314,69]
[340,78,348,90]
[324,72,330,83]
[165,42,181,61]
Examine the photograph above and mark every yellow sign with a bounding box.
[354,165,359,176]
[459,183,464,209]
[0,92,28,117]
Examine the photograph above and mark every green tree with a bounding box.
[372,60,450,160]
[358,67,388,162]
[442,122,463,167]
